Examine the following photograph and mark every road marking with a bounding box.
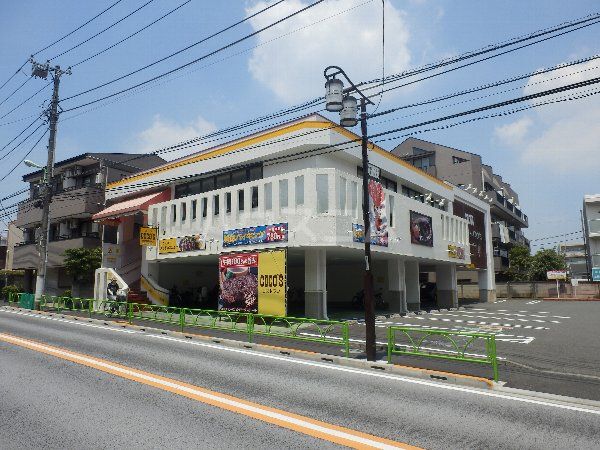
[0,332,415,450]
[2,314,598,417]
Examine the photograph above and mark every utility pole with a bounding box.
[30,59,70,301]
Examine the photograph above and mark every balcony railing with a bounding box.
[148,168,470,261]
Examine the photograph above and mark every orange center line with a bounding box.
[0,332,421,450]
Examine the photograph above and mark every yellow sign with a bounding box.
[159,238,179,254]
[258,249,287,316]
[139,227,157,246]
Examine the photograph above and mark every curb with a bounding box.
[2,306,496,391]
[542,297,600,302]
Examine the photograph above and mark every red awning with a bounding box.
[93,190,170,221]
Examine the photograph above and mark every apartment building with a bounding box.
[392,138,529,277]
[583,194,600,280]
[558,242,588,280]
[13,152,164,296]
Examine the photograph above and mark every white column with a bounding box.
[481,205,497,302]
[436,264,458,308]
[388,257,407,314]
[404,260,420,311]
[304,248,327,319]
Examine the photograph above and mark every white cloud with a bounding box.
[134,115,217,159]
[494,116,532,146]
[246,0,411,104]
[494,60,600,173]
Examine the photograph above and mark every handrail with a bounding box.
[387,326,498,381]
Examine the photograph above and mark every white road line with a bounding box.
[5,310,588,416]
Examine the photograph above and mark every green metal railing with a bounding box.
[387,326,498,381]
[4,293,349,356]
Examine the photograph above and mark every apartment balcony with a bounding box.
[489,193,528,228]
[12,235,102,270]
[147,168,471,265]
[15,185,105,228]
[491,223,529,247]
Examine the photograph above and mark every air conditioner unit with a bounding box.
[68,219,79,229]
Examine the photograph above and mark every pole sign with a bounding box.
[367,163,380,180]
[139,227,157,246]
[592,267,600,282]
[546,270,567,280]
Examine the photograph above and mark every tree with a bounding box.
[529,248,567,281]
[63,247,102,296]
[507,245,531,281]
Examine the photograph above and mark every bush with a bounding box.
[62,289,72,298]
[2,285,21,301]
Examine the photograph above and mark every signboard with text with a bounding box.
[218,249,287,315]
[453,200,487,269]
[139,227,157,246]
[546,270,567,280]
[158,235,206,254]
[592,267,600,282]
[222,223,288,248]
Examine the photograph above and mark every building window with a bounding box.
[251,186,258,209]
[238,189,244,211]
[213,195,220,215]
[174,165,263,199]
[389,195,394,227]
[171,205,177,223]
[279,180,288,208]
[264,183,272,210]
[350,181,357,216]
[191,200,197,220]
[216,173,230,189]
[226,192,231,213]
[201,198,208,218]
[295,176,304,206]
[181,202,187,222]
[452,156,468,164]
[316,174,329,214]
[339,177,347,213]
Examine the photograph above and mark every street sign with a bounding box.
[546,270,567,280]
[592,267,600,282]
[367,163,380,179]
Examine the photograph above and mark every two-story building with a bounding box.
[392,138,529,280]
[92,114,496,318]
[13,152,164,297]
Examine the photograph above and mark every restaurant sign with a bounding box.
[159,234,206,254]
[223,223,288,248]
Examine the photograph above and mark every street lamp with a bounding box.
[323,66,378,361]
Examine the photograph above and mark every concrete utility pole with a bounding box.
[30,59,70,301]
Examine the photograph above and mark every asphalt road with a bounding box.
[1,309,600,449]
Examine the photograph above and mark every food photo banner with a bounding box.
[218,249,287,315]
[352,179,389,247]
[159,234,206,254]
[410,211,434,247]
[223,223,288,248]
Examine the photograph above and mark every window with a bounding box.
[201,198,208,218]
[249,166,262,181]
[213,195,219,215]
[413,147,428,154]
[238,189,245,211]
[216,173,230,189]
[226,192,231,213]
[350,181,357,215]
[389,195,394,227]
[201,177,215,193]
[279,180,288,208]
[174,165,263,199]
[171,205,177,223]
[231,169,246,185]
[452,156,468,164]
[251,186,258,208]
[316,174,329,213]
[191,200,197,220]
[181,203,187,222]
[339,178,347,213]
[264,183,272,210]
[295,176,304,206]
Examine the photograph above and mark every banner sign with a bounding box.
[159,235,206,254]
[547,270,567,280]
[453,201,487,269]
[352,223,388,247]
[410,211,434,247]
[593,267,600,282]
[448,244,465,260]
[222,223,288,248]
[353,179,389,246]
[139,227,157,246]
[218,249,287,315]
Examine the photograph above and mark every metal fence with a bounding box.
[7,293,349,357]
[387,326,498,381]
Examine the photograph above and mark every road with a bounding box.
[1,308,600,449]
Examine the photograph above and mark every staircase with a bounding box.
[127,279,150,304]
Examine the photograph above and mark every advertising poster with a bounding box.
[453,201,487,269]
[158,234,206,254]
[219,253,259,312]
[218,250,287,315]
[223,223,288,248]
[448,244,465,260]
[368,179,388,246]
[257,249,287,316]
[410,211,434,247]
[139,227,157,246]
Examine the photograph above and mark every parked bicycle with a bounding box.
[351,289,387,310]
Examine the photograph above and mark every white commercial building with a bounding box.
[93,114,495,318]
[583,194,600,281]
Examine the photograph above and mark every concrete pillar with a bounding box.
[304,248,327,319]
[387,257,406,313]
[404,260,420,311]
[436,264,458,308]
[478,269,496,302]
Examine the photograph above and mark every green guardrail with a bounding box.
[6,293,349,356]
[387,326,498,381]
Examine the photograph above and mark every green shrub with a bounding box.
[2,285,20,301]
[62,289,72,298]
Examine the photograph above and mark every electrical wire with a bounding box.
[0,76,32,109]
[0,80,52,121]
[531,231,583,242]
[71,0,192,68]
[61,0,288,103]
[48,0,156,61]
[0,126,49,182]
[0,116,43,154]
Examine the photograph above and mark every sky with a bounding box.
[0,0,598,249]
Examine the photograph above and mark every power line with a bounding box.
[531,231,582,242]
[0,126,49,182]
[0,76,32,109]
[0,80,52,121]
[48,0,156,61]
[71,0,192,68]
[0,116,43,154]
[61,0,288,103]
